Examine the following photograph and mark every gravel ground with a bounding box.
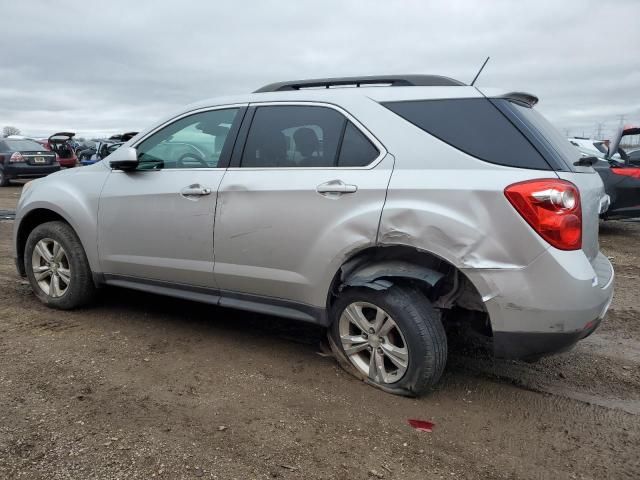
[0,183,638,479]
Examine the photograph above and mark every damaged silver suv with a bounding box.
[13,75,614,395]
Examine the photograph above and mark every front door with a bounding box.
[98,106,243,287]
[213,104,393,307]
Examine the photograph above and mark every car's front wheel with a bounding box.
[330,285,447,396]
[24,221,96,309]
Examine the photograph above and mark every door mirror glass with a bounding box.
[109,146,138,171]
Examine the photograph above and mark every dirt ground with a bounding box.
[0,183,638,479]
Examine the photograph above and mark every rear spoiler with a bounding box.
[498,92,539,108]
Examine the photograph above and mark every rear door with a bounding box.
[98,106,244,287]
[213,103,393,307]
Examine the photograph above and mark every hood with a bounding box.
[48,132,75,144]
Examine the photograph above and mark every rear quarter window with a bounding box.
[383,98,552,170]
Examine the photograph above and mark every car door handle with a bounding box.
[316,180,358,195]
[181,184,212,197]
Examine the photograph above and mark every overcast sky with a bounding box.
[1,0,638,140]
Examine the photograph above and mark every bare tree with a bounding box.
[2,126,21,137]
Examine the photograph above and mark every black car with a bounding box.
[595,126,640,219]
[0,138,59,187]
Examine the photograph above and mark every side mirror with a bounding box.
[109,146,138,171]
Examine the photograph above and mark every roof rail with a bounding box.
[254,74,466,93]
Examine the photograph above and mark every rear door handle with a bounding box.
[181,184,212,197]
[316,180,358,195]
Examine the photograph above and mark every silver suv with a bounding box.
[13,75,614,395]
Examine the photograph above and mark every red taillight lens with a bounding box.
[9,152,24,163]
[505,179,582,250]
[611,167,640,179]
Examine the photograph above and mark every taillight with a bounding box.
[611,167,640,179]
[9,152,24,163]
[504,179,582,250]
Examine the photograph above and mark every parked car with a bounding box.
[13,75,614,395]
[0,138,59,186]
[79,140,123,165]
[570,129,640,219]
[47,132,78,168]
[78,134,137,165]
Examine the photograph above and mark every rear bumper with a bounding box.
[3,163,60,179]
[464,249,614,360]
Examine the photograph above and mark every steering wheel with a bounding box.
[177,153,208,169]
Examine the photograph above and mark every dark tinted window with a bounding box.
[338,122,379,166]
[383,98,551,170]
[5,139,46,151]
[501,100,578,169]
[242,106,345,168]
[136,108,239,169]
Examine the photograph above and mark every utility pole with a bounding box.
[595,122,604,140]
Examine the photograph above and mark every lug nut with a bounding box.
[368,328,375,334]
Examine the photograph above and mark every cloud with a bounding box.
[1,0,638,140]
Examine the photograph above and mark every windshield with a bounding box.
[4,139,47,151]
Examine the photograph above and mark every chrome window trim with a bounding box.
[128,103,248,171]
[228,101,388,171]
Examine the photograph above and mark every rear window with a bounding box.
[383,98,552,170]
[500,100,579,169]
[4,139,46,151]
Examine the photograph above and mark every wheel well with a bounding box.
[327,245,491,336]
[16,209,69,276]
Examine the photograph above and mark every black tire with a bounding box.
[24,221,96,309]
[329,285,447,396]
[0,169,9,187]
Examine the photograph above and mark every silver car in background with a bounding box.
[13,75,614,395]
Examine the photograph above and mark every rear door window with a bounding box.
[240,106,381,168]
[383,98,552,170]
[241,106,345,168]
[338,122,380,167]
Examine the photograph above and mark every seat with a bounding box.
[293,127,321,166]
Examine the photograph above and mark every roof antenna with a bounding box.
[470,56,490,86]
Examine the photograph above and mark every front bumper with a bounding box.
[3,163,60,179]
[464,249,614,360]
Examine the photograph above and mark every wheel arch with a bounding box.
[326,244,490,332]
[16,208,79,277]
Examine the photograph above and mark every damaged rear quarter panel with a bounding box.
[378,168,554,270]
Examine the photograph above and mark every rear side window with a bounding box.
[338,122,379,167]
[383,98,551,170]
[241,105,379,168]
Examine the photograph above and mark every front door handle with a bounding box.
[316,180,358,195]
[181,184,212,197]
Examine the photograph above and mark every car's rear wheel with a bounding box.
[24,221,96,309]
[329,285,447,396]
[0,169,9,187]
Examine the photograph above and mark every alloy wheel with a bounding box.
[31,238,71,298]
[339,301,409,384]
